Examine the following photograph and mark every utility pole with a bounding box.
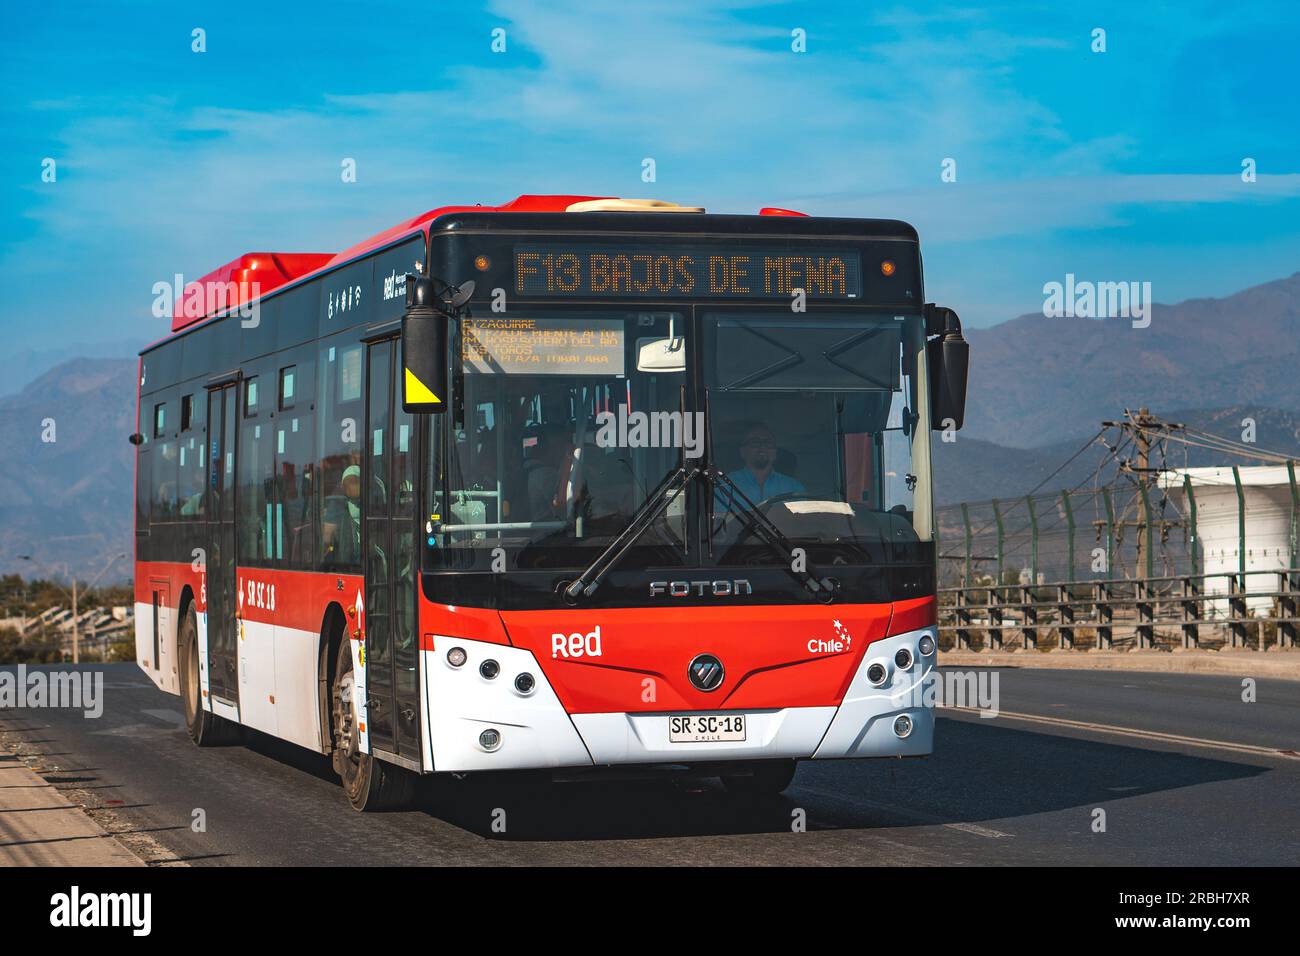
[17,553,124,664]
[71,575,78,664]
[1102,408,1185,580]
[81,554,127,662]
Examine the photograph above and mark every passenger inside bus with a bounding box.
[321,463,362,565]
[522,421,571,521]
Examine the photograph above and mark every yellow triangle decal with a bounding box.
[404,367,442,405]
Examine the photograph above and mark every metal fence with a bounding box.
[941,567,1300,652]
[936,464,1300,589]
[939,485,1186,589]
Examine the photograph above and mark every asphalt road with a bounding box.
[1,663,1297,865]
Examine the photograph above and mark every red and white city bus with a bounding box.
[132,194,969,809]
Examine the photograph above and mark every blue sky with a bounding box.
[2,1,1298,353]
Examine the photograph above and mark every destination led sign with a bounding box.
[461,316,626,376]
[513,243,863,299]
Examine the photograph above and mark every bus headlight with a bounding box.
[895,648,913,670]
[866,661,888,686]
[446,647,467,668]
[479,659,500,680]
[514,672,536,695]
[918,634,936,656]
[893,715,913,738]
[479,729,502,751]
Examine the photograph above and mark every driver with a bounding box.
[719,423,805,510]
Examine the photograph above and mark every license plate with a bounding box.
[668,713,747,743]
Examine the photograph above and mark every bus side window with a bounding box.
[277,355,317,569]
[317,337,363,570]
[152,395,179,525]
[177,393,207,520]
[238,372,274,565]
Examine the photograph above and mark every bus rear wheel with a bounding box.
[331,642,415,811]
[179,605,240,746]
[721,759,797,796]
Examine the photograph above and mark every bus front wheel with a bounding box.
[331,642,415,811]
[179,605,240,746]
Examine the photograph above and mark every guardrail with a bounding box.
[940,568,1300,652]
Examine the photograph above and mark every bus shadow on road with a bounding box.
[417,772,809,842]
[794,716,1273,831]
[409,718,1274,842]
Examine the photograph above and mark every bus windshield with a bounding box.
[426,308,932,571]
[429,310,690,570]
[703,311,932,567]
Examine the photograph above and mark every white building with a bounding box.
[1160,466,1297,614]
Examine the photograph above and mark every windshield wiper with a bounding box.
[562,464,698,601]
[706,465,840,602]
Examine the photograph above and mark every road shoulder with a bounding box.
[0,754,143,866]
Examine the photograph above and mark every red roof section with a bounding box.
[171,252,333,332]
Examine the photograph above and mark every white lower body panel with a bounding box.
[134,599,178,695]
[232,619,322,752]
[812,628,937,759]
[197,609,212,711]
[424,638,591,772]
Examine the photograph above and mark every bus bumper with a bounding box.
[423,628,936,773]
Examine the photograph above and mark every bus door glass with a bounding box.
[364,339,421,762]
[205,383,240,705]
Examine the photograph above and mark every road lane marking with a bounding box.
[797,785,1013,839]
[943,821,1012,838]
[945,706,1299,761]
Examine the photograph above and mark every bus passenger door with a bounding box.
[363,339,421,764]
[205,384,240,709]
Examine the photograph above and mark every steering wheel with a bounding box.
[713,490,810,536]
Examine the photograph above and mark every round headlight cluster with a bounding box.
[514,672,536,695]
[895,648,913,670]
[446,647,467,668]
[866,662,887,686]
[918,634,936,656]
[479,659,500,680]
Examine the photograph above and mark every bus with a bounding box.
[132,194,969,810]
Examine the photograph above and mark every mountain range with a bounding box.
[4,270,1299,579]
[962,272,1300,448]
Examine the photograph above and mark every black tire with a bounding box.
[179,604,241,746]
[331,641,416,811]
[721,759,797,795]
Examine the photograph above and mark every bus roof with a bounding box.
[163,194,897,340]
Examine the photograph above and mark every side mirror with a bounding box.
[444,279,475,309]
[401,274,448,413]
[924,304,969,432]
